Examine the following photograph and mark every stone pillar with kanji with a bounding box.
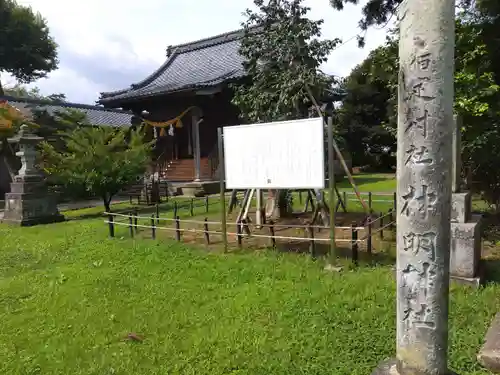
[2,124,64,226]
[372,0,456,374]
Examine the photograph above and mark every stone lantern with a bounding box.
[2,124,64,226]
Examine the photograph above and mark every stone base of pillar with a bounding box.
[371,358,458,375]
[2,177,64,226]
[450,214,482,279]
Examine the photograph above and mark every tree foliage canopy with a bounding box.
[42,127,152,211]
[0,0,58,93]
[4,84,66,103]
[232,0,341,122]
[338,0,500,208]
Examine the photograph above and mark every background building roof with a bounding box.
[99,28,247,104]
[0,96,133,127]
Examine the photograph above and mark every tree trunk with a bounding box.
[103,195,112,213]
[266,189,291,219]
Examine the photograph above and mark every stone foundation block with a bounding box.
[3,192,64,226]
[179,181,220,197]
[478,313,500,373]
[450,214,481,279]
[371,358,457,374]
[451,191,471,223]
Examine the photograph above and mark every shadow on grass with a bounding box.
[272,241,396,267]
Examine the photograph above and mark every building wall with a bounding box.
[121,89,240,159]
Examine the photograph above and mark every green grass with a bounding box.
[0,212,499,375]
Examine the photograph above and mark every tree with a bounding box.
[329,0,500,46]
[0,91,78,195]
[41,127,152,212]
[231,0,340,217]
[232,0,340,122]
[338,36,398,169]
[0,0,58,94]
[338,1,500,211]
[3,84,64,102]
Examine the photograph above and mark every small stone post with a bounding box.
[2,124,64,226]
[372,0,455,374]
[452,114,462,193]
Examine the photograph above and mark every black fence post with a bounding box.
[236,222,242,249]
[190,198,194,216]
[308,224,315,258]
[156,203,160,225]
[175,216,181,241]
[299,190,303,205]
[108,214,115,238]
[367,217,372,255]
[174,201,178,218]
[133,207,138,234]
[204,218,210,245]
[343,191,347,212]
[205,196,209,213]
[389,208,394,231]
[351,223,358,266]
[269,220,276,249]
[151,214,156,239]
[379,212,384,241]
[129,212,134,238]
[393,192,397,211]
[368,192,373,213]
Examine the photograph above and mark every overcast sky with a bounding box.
[3,0,390,105]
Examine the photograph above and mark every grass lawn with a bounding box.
[1,210,500,374]
[1,174,498,374]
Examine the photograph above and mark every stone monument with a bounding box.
[372,0,456,374]
[449,115,483,286]
[2,124,64,226]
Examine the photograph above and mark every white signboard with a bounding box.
[223,117,325,189]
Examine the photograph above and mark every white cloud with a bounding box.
[8,0,390,104]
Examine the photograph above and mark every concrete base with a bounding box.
[478,313,500,373]
[371,358,457,375]
[1,213,65,226]
[450,214,482,279]
[450,274,482,288]
[178,181,220,197]
[2,177,64,226]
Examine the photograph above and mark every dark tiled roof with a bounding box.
[99,28,248,104]
[0,96,133,127]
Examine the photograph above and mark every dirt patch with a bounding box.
[126,208,396,265]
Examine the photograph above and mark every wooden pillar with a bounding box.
[192,107,202,181]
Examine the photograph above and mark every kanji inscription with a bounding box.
[405,145,433,166]
[401,262,436,330]
[400,185,437,218]
[402,231,436,261]
[417,52,431,70]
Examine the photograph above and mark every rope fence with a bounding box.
[104,201,396,265]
